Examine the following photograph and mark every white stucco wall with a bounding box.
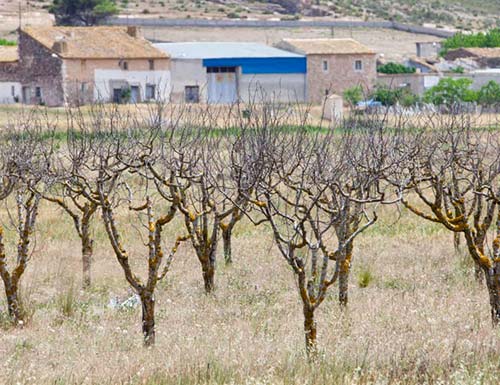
[169,58,307,104]
[0,82,21,104]
[170,59,208,103]
[239,73,307,103]
[93,70,171,102]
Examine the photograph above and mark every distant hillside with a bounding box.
[1,0,500,35]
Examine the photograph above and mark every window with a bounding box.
[354,60,363,71]
[185,86,200,103]
[206,66,236,73]
[120,61,129,70]
[81,82,87,94]
[145,84,156,100]
[11,85,15,97]
[81,59,86,70]
[148,59,155,70]
[322,60,329,72]
[35,87,42,98]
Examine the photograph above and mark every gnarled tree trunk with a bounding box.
[201,256,216,293]
[81,234,93,289]
[484,263,500,326]
[303,304,317,357]
[222,226,232,265]
[140,290,155,346]
[338,243,353,307]
[3,279,23,324]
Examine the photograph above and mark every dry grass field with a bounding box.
[1,171,500,384]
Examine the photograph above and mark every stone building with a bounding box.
[12,26,170,106]
[277,38,377,104]
[0,46,21,104]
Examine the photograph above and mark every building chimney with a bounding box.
[52,40,68,54]
[126,26,141,38]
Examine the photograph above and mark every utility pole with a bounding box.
[18,0,22,29]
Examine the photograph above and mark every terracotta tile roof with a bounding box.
[0,46,18,62]
[279,38,375,55]
[21,26,168,59]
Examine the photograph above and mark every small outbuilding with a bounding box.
[154,42,307,104]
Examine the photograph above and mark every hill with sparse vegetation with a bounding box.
[1,0,500,32]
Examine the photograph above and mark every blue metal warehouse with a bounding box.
[154,42,307,104]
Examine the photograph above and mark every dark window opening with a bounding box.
[149,59,155,70]
[207,66,236,73]
[185,86,200,103]
[146,84,156,100]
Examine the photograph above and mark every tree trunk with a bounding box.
[3,280,23,325]
[201,258,215,293]
[303,305,317,358]
[453,233,461,253]
[339,244,353,307]
[140,291,155,346]
[484,264,500,326]
[339,269,350,307]
[475,263,484,283]
[81,235,93,289]
[222,227,232,265]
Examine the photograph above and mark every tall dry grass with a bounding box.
[1,198,499,384]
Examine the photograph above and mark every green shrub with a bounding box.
[343,85,363,108]
[441,29,500,55]
[57,282,76,318]
[377,62,416,74]
[478,80,500,106]
[372,85,419,107]
[423,77,477,106]
[0,38,16,46]
[357,267,374,288]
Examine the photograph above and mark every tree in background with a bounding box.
[377,62,416,74]
[423,78,477,108]
[478,80,500,107]
[441,29,500,55]
[343,85,363,108]
[372,85,420,107]
[49,0,118,26]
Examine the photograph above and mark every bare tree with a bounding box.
[391,117,500,325]
[40,173,99,289]
[66,104,188,345]
[242,126,378,355]
[0,117,54,324]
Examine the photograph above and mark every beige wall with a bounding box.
[62,58,170,104]
[306,53,376,104]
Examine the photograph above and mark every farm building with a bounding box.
[416,41,442,58]
[277,38,377,104]
[0,46,21,104]
[153,42,307,104]
[3,26,170,106]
